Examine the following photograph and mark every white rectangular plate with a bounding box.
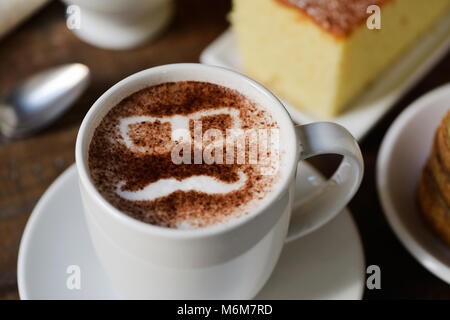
[200,12,450,141]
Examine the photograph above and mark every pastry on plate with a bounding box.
[436,111,450,173]
[418,111,450,247]
[428,133,450,208]
[230,0,450,117]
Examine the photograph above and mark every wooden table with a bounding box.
[1,0,449,300]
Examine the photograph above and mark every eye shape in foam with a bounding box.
[119,108,242,153]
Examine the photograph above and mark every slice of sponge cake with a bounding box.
[230,0,450,117]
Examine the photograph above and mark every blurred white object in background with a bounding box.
[0,0,50,39]
[60,0,174,50]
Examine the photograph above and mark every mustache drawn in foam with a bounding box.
[116,108,248,201]
[117,170,247,202]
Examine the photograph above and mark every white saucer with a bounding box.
[377,84,450,284]
[17,163,365,300]
[200,11,450,141]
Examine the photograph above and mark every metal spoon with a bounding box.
[0,63,90,139]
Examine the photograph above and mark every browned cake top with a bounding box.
[277,0,391,37]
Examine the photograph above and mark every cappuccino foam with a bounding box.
[88,81,282,229]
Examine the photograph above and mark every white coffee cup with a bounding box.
[61,0,174,49]
[75,63,364,299]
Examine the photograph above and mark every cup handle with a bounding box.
[286,122,364,242]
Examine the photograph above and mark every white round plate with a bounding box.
[18,163,365,299]
[377,83,450,284]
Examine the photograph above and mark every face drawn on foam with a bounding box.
[116,108,247,202]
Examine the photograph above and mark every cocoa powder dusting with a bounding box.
[88,81,280,228]
[277,0,391,37]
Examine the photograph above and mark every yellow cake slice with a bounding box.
[230,0,450,117]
